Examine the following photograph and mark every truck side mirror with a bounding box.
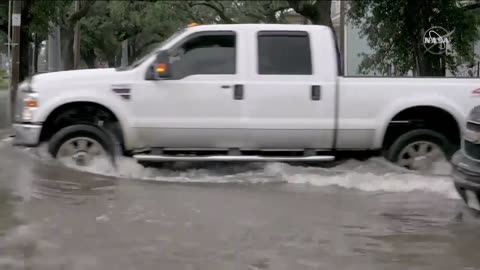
[146,50,172,80]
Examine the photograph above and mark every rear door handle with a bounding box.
[311,85,321,100]
[234,84,244,100]
[221,85,231,89]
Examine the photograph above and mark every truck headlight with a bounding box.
[14,79,38,122]
[21,92,39,121]
[468,106,480,122]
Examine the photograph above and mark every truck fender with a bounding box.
[373,95,465,149]
[35,91,143,150]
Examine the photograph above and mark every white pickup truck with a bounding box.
[11,23,480,171]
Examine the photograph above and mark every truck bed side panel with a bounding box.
[337,77,480,150]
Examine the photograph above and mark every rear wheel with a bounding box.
[48,124,118,168]
[385,129,454,172]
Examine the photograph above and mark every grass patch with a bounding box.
[0,80,8,90]
[0,81,8,90]
[0,69,9,90]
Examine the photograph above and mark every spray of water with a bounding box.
[0,135,458,200]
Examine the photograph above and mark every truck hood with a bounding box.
[30,68,122,88]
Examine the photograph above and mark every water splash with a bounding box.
[2,136,458,200]
[272,161,458,199]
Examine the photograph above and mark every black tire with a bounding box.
[385,128,455,167]
[48,124,119,164]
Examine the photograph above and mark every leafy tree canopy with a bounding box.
[348,0,480,76]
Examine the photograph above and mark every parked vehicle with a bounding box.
[451,106,480,210]
[11,23,480,170]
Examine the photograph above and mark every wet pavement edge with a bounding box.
[0,90,10,131]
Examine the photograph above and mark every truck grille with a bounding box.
[464,140,480,160]
[467,121,480,132]
[463,119,480,159]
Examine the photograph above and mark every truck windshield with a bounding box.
[116,28,187,71]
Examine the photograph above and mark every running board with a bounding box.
[133,154,335,162]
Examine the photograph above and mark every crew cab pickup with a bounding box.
[11,23,480,170]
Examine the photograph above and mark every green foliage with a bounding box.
[79,0,292,66]
[29,0,59,35]
[171,1,236,24]
[12,0,478,76]
[0,30,6,54]
[0,69,9,90]
[348,0,480,76]
[0,1,8,39]
[114,1,189,59]
[79,1,118,66]
[233,0,291,23]
[81,1,191,65]
[0,0,295,69]
[79,1,194,66]
[174,0,291,24]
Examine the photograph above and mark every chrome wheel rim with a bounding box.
[57,137,106,167]
[396,141,446,171]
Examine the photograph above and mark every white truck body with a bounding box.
[12,24,480,166]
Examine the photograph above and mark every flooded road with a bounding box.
[1,134,480,270]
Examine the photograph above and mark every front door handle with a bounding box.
[234,84,244,100]
[311,85,321,100]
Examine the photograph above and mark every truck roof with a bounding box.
[187,23,331,32]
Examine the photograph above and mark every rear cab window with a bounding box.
[257,31,312,75]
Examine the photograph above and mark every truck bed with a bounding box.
[336,76,480,150]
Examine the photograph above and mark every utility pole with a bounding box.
[7,0,12,77]
[10,0,22,122]
[73,0,81,69]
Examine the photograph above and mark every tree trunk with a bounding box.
[128,44,135,65]
[107,58,115,68]
[17,0,34,81]
[19,27,30,81]
[84,56,96,69]
[413,39,427,75]
[303,16,309,24]
[266,14,277,23]
[407,0,429,76]
[130,49,143,64]
[60,26,75,70]
[33,34,41,73]
[289,0,343,75]
[57,0,95,70]
[81,47,96,68]
[407,0,446,77]
[415,52,446,76]
[309,4,343,75]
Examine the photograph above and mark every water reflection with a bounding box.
[0,189,19,236]
[1,135,480,269]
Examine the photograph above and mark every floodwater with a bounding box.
[1,134,480,270]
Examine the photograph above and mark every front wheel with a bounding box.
[385,129,455,172]
[48,124,118,168]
